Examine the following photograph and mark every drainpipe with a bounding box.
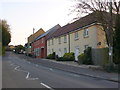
[68,33,70,53]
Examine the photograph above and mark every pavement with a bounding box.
[41,59,119,83]
[17,53,120,83]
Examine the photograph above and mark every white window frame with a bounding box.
[75,31,79,40]
[64,35,67,43]
[48,40,50,46]
[58,37,61,44]
[84,45,89,50]
[52,39,54,45]
[83,29,89,37]
[64,48,67,53]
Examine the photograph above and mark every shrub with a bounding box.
[63,52,75,61]
[78,47,93,65]
[78,53,87,64]
[46,52,56,59]
[56,57,65,61]
[56,52,75,61]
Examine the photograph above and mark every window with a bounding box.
[52,39,54,45]
[48,40,50,46]
[75,31,79,40]
[52,49,54,53]
[58,48,62,57]
[83,29,89,37]
[64,35,67,43]
[48,49,50,55]
[58,37,61,44]
[42,38,44,43]
[64,48,67,53]
[84,45,89,50]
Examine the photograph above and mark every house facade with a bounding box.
[32,24,61,58]
[26,28,45,56]
[47,12,107,61]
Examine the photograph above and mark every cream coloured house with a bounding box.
[47,12,107,61]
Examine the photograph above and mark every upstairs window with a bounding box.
[64,35,67,43]
[42,38,44,43]
[83,29,89,37]
[52,39,54,45]
[58,37,61,44]
[75,31,79,40]
[48,40,50,46]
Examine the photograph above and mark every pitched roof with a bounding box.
[35,24,61,41]
[47,12,100,39]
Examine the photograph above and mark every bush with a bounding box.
[56,57,65,61]
[63,52,75,61]
[46,52,56,59]
[78,53,87,64]
[78,47,93,65]
[56,52,75,61]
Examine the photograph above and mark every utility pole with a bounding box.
[108,0,114,68]
[33,28,35,57]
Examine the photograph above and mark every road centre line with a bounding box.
[40,82,54,90]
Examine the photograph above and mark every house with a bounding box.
[32,24,61,58]
[26,28,45,56]
[47,12,107,61]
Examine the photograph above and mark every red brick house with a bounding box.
[32,24,61,58]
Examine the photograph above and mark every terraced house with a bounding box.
[32,24,61,58]
[47,12,107,61]
[26,28,45,56]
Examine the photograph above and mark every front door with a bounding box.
[41,48,44,58]
[75,47,80,61]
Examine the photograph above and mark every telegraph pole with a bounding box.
[33,28,35,57]
[108,0,114,69]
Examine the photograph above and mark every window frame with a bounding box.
[75,31,79,40]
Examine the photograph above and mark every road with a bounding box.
[2,52,119,89]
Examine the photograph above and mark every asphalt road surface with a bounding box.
[2,52,119,89]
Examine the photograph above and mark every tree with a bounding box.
[113,13,120,64]
[70,0,120,65]
[0,19,11,46]
[15,45,25,53]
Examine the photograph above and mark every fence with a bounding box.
[92,48,109,66]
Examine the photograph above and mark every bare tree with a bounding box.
[70,0,120,66]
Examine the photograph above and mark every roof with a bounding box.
[48,12,99,39]
[35,24,61,41]
[28,28,45,43]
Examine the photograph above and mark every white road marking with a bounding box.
[26,72,30,79]
[40,82,54,90]
[25,72,38,80]
[10,63,14,66]
[49,68,53,71]
[36,64,38,67]
[13,65,39,80]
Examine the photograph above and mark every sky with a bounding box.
[1,0,77,46]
